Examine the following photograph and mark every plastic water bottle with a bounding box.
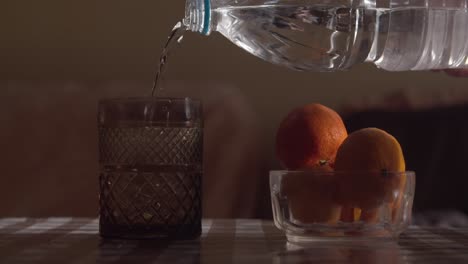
[183,0,468,72]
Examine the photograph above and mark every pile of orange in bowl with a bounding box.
[271,103,415,241]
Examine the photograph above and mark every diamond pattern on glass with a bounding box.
[98,125,202,238]
[99,168,201,236]
[99,127,202,165]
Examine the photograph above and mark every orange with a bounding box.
[334,128,406,223]
[276,103,348,170]
[281,165,341,224]
[334,128,405,173]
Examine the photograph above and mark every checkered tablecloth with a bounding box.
[0,218,467,263]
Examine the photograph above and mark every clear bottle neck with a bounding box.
[184,0,212,35]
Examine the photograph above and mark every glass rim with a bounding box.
[98,96,201,105]
[98,96,203,126]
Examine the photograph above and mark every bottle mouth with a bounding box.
[184,0,211,35]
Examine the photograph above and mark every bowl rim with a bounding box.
[269,170,416,177]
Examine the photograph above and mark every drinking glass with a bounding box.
[98,97,203,239]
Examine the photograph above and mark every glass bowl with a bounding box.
[270,170,415,243]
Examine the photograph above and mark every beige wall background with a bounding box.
[1,1,467,217]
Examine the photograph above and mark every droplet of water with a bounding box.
[143,212,153,220]
[177,35,184,43]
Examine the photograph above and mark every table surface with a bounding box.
[0,218,467,263]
